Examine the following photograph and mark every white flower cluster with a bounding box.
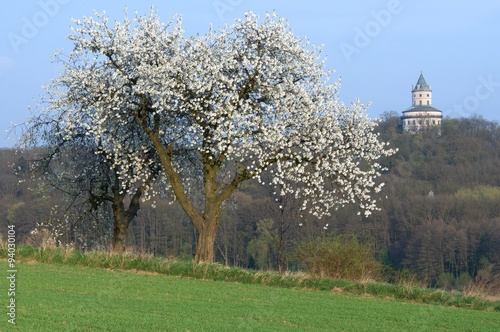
[42,9,395,219]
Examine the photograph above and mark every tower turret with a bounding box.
[401,73,442,133]
[412,73,432,106]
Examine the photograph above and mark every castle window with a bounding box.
[419,94,422,97]
[419,101,422,105]
[413,120,416,125]
[427,94,430,97]
[433,120,436,125]
[427,101,430,105]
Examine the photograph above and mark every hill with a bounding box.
[1,115,499,294]
[1,249,499,331]
[373,114,500,291]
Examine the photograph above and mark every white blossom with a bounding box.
[34,8,395,232]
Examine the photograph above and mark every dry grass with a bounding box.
[462,265,500,301]
[25,228,57,249]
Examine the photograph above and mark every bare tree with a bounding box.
[17,90,159,251]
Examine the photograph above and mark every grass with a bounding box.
[1,261,500,331]
[4,245,498,312]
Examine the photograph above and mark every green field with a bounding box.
[1,261,499,331]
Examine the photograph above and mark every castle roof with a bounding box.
[413,73,431,91]
[402,105,442,117]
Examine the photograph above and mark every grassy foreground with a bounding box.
[5,246,500,310]
[1,246,499,331]
[1,261,499,331]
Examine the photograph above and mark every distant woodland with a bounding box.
[1,114,499,292]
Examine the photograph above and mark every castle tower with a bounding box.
[401,73,442,133]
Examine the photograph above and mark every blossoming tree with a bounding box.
[45,8,394,262]
[18,97,160,252]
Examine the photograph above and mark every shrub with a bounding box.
[25,228,57,248]
[463,264,500,298]
[296,235,381,281]
[396,267,423,287]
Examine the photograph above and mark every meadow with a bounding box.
[1,248,499,331]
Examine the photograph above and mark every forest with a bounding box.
[1,114,499,293]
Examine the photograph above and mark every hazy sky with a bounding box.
[1,0,500,147]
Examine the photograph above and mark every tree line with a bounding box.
[2,115,499,292]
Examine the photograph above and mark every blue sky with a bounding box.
[1,0,500,147]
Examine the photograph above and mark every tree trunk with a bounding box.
[112,196,128,252]
[112,213,128,252]
[111,186,144,253]
[277,214,285,274]
[145,129,248,264]
[194,210,221,263]
[194,221,220,263]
